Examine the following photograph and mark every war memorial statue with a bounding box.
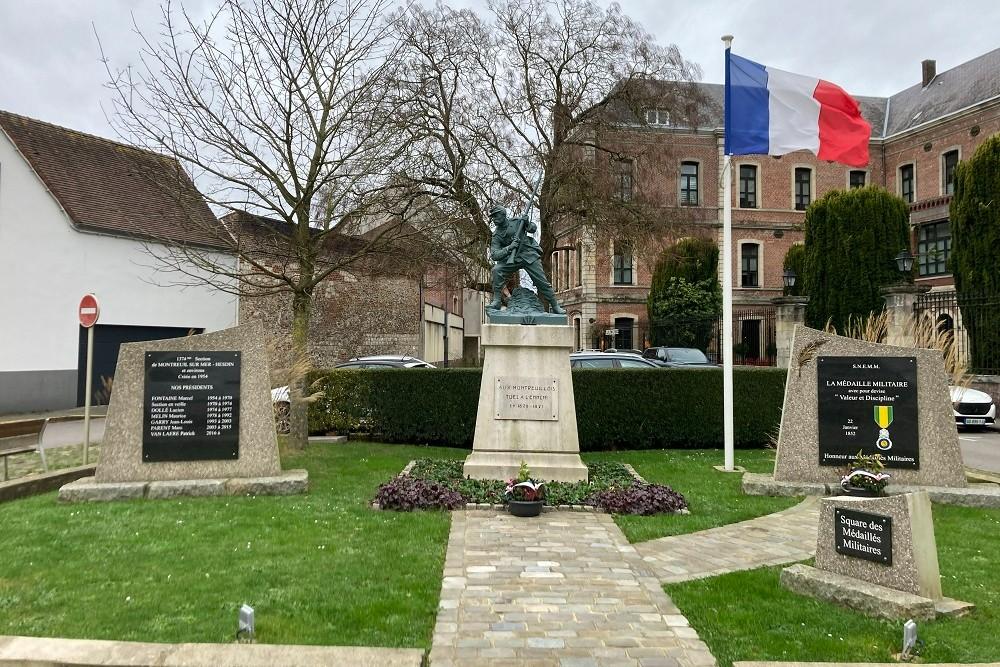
[485,189,566,324]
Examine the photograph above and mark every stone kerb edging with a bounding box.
[370,460,695,514]
[0,634,424,667]
[0,465,96,504]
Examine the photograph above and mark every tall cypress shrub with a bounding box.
[647,237,721,348]
[950,134,1000,372]
[802,187,910,330]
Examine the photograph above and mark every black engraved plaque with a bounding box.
[834,507,893,565]
[142,351,241,462]
[817,356,919,469]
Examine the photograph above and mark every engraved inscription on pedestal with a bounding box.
[835,507,893,565]
[143,351,241,462]
[495,376,558,421]
[817,356,919,469]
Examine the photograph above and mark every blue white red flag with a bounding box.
[725,50,871,167]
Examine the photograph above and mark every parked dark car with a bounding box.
[570,352,661,369]
[642,347,715,368]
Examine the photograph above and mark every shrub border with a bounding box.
[370,460,691,514]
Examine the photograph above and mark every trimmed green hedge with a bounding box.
[308,367,787,450]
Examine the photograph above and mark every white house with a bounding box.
[0,110,238,413]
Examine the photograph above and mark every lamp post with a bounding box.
[895,248,915,275]
[782,268,796,295]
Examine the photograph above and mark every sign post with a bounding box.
[78,294,100,465]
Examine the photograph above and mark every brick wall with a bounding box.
[240,268,422,373]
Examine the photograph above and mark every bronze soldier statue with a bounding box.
[487,204,565,315]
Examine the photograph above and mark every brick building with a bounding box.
[229,212,470,370]
[551,49,1000,361]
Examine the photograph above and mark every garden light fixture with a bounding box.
[896,249,914,273]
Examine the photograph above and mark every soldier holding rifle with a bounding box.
[486,188,564,314]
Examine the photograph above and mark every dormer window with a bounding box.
[645,109,670,126]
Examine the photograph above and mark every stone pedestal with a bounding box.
[772,296,809,369]
[463,324,587,482]
[780,491,973,620]
[816,492,940,599]
[881,284,931,348]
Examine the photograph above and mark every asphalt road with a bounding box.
[958,425,1000,473]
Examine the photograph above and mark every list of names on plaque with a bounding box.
[143,351,241,462]
[495,376,558,421]
[816,356,919,469]
[834,507,893,565]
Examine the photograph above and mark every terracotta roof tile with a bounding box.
[0,109,227,249]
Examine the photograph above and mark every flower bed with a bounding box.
[373,459,689,515]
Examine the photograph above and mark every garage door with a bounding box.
[76,324,203,406]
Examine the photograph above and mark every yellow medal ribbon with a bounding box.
[873,405,894,429]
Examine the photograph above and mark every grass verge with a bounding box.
[0,442,455,647]
[584,449,798,542]
[666,505,1000,666]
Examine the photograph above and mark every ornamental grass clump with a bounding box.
[374,475,464,511]
[590,483,688,515]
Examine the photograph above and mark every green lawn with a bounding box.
[0,442,455,647]
[667,505,1000,666]
[586,448,798,542]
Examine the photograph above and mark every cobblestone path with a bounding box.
[428,510,718,667]
[634,497,820,583]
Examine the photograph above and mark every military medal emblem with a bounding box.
[874,405,893,451]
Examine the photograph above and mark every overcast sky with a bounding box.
[1,0,998,140]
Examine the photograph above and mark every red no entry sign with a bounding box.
[79,294,100,328]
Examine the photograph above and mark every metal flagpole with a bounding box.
[721,35,735,471]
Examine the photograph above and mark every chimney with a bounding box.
[921,59,936,87]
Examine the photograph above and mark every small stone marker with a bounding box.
[59,320,307,502]
[781,491,973,620]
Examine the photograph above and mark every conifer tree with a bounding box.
[802,187,910,331]
[647,237,721,348]
[950,134,1000,372]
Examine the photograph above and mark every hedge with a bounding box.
[308,367,787,450]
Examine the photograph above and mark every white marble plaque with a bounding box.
[495,376,558,421]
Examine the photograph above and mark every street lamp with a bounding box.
[782,268,797,290]
[895,249,915,274]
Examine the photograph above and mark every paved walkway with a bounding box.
[634,498,820,583]
[429,510,718,667]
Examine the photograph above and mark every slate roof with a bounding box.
[600,47,1000,141]
[883,47,1000,136]
[0,110,226,248]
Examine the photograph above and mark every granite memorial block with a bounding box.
[464,324,587,482]
[780,491,973,620]
[772,326,966,488]
[59,320,307,501]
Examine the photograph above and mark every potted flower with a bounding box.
[505,462,546,517]
[840,450,891,497]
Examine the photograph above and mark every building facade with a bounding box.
[0,110,239,413]
[551,49,1000,360]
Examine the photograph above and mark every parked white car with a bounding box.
[949,385,996,428]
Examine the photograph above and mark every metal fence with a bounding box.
[591,305,777,366]
[914,289,1000,374]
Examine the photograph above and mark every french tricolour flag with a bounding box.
[725,50,871,167]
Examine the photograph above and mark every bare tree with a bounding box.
[104,0,442,448]
[394,0,706,300]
